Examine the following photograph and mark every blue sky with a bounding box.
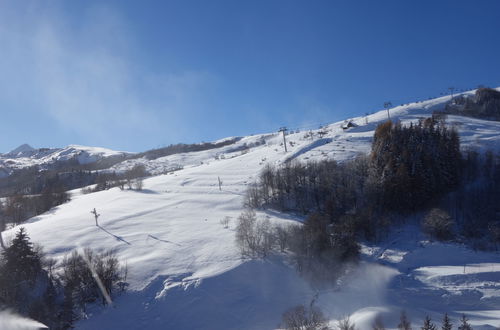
[1,0,499,152]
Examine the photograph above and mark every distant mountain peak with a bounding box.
[8,143,35,155]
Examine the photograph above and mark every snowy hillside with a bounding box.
[2,89,500,329]
[0,144,131,177]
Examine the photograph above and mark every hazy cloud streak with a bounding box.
[0,2,216,150]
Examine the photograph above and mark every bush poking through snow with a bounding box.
[281,304,330,330]
[422,208,455,241]
[125,164,148,190]
[61,248,127,312]
[235,210,274,257]
[133,177,144,191]
[220,216,231,229]
[397,311,411,330]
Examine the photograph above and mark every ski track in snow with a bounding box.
[2,90,500,329]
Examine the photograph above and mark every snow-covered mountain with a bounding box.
[5,143,36,157]
[0,144,132,177]
[2,88,500,329]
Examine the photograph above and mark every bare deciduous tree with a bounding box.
[281,304,330,330]
[274,224,289,252]
[397,311,412,330]
[423,208,454,241]
[133,178,144,191]
[337,315,356,330]
[235,209,257,256]
[235,210,275,257]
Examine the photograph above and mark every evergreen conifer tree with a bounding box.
[458,314,472,330]
[422,316,437,330]
[442,313,452,330]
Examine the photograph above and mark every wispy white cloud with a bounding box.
[0,2,216,150]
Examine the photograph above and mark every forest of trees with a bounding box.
[247,116,463,215]
[281,307,475,330]
[239,117,500,285]
[0,164,150,230]
[443,87,500,120]
[0,228,127,329]
[132,138,241,160]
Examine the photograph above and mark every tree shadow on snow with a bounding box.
[147,234,181,247]
[131,189,159,195]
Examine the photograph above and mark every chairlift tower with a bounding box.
[278,127,288,152]
[384,101,392,120]
[448,87,455,101]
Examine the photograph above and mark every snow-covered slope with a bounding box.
[2,89,500,329]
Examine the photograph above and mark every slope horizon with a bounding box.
[3,85,499,155]
[2,1,500,154]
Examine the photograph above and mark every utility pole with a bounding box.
[279,127,288,152]
[384,102,392,120]
[91,208,100,226]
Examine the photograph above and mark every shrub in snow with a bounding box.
[220,216,231,229]
[397,310,411,330]
[125,164,149,190]
[133,177,144,191]
[235,210,274,257]
[423,208,455,241]
[337,315,356,330]
[281,304,330,330]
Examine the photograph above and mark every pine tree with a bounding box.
[422,316,437,330]
[442,313,452,330]
[2,227,42,285]
[458,314,472,330]
[0,228,43,314]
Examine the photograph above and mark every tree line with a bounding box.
[235,208,359,284]
[246,117,468,240]
[443,87,500,120]
[281,306,475,330]
[239,117,500,284]
[0,164,150,231]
